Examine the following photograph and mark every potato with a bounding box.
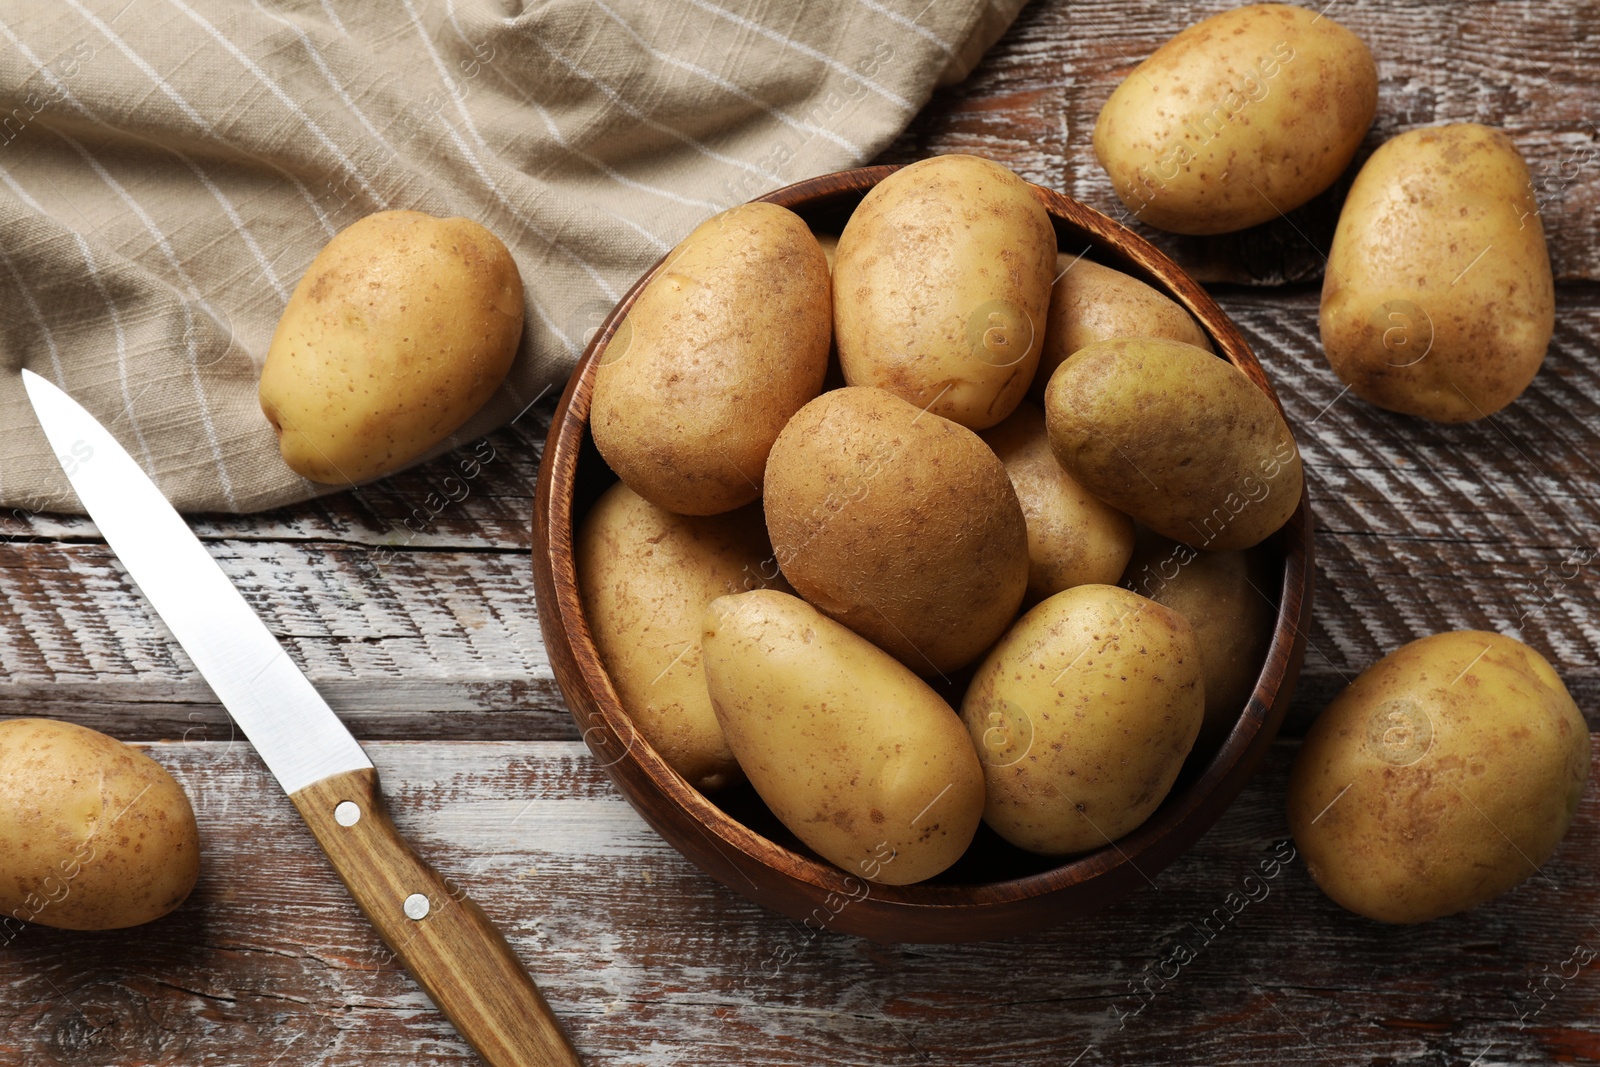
[833,155,1055,429]
[980,401,1134,602]
[577,481,787,792]
[1034,253,1211,400]
[1122,530,1276,753]
[1288,631,1590,923]
[0,719,199,931]
[591,202,830,515]
[1044,338,1302,551]
[260,210,523,485]
[961,585,1203,855]
[1320,124,1555,422]
[763,386,1029,675]
[1094,4,1377,234]
[701,590,984,885]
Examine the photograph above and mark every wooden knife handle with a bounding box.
[290,767,582,1067]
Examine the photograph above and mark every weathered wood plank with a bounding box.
[880,0,1600,284]
[0,740,1594,1066]
[5,288,1597,740]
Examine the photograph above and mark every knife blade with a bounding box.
[22,369,582,1067]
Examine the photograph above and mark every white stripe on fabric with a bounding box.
[679,0,915,111]
[0,163,157,474]
[1,15,292,299]
[399,0,625,300]
[448,30,725,214]
[532,34,786,182]
[0,226,68,384]
[316,0,349,38]
[522,90,723,212]
[590,0,864,155]
[400,0,493,154]
[248,0,407,169]
[44,129,239,508]
[853,0,955,54]
[162,0,386,206]
[440,1,683,248]
[248,0,583,359]
[57,0,338,238]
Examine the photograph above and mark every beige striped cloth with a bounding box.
[0,0,1024,514]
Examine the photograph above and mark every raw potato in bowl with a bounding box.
[702,590,985,886]
[833,155,1055,429]
[981,401,1135,602]
[763,386,1029,675]
[591,202,831,515]
[577,482,788,792]
[1044,338,1302,552]
[961,584,1204,855]
[1033,253,1212,400]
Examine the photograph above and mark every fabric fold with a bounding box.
[0,0,1026,514]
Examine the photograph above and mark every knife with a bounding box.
[21,369,582,1067]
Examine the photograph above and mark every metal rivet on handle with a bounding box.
[334,801,361,827]
[404,893,431,921]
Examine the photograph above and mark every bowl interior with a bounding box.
[536,165,1312,932]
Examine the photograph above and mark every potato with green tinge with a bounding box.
[1044,338,1302,552]
[763,386,1029,675]
[702,590,984,885]
[1320,123,1554,422]
[833,154,1055,429]
[577,482,788,792]
[1122,530,1276,753]
[981,401,1134,603]
[1093,3,1377,234]
[592,202,831,515]
[260,210,523,485]
[0,719,200,930]
[961,585,1204,855]
[1288,631,1590,923]
[1034,253,1212,401]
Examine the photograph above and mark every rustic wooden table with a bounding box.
[3,2,1599,1064]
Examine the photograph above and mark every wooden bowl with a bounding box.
[532,165,1314,943]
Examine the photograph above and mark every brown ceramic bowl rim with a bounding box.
[533,164,1313,936]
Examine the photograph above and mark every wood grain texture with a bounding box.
[289,768,581,1067]
[5,289,1595,741]
[877,0,1600,284]
[0,740,1594,1066]
[2,6,1598,1059]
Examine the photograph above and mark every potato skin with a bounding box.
[0,719,200,930]
[763,386,1029,675]
[260,210,523,485]
[1288,632,1589,924]
[1122,531,1276,753]
[1044,338,1302,551]
[834,155,1055,429]
[1320,124,1555,422]
[701,590,984,885]
[961,585,1203,855]
[592,202,831,515]
[1034,254,1212,400]
[1093,4,1377,234]
[577,482,786,792]
[980,401,1134,602]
